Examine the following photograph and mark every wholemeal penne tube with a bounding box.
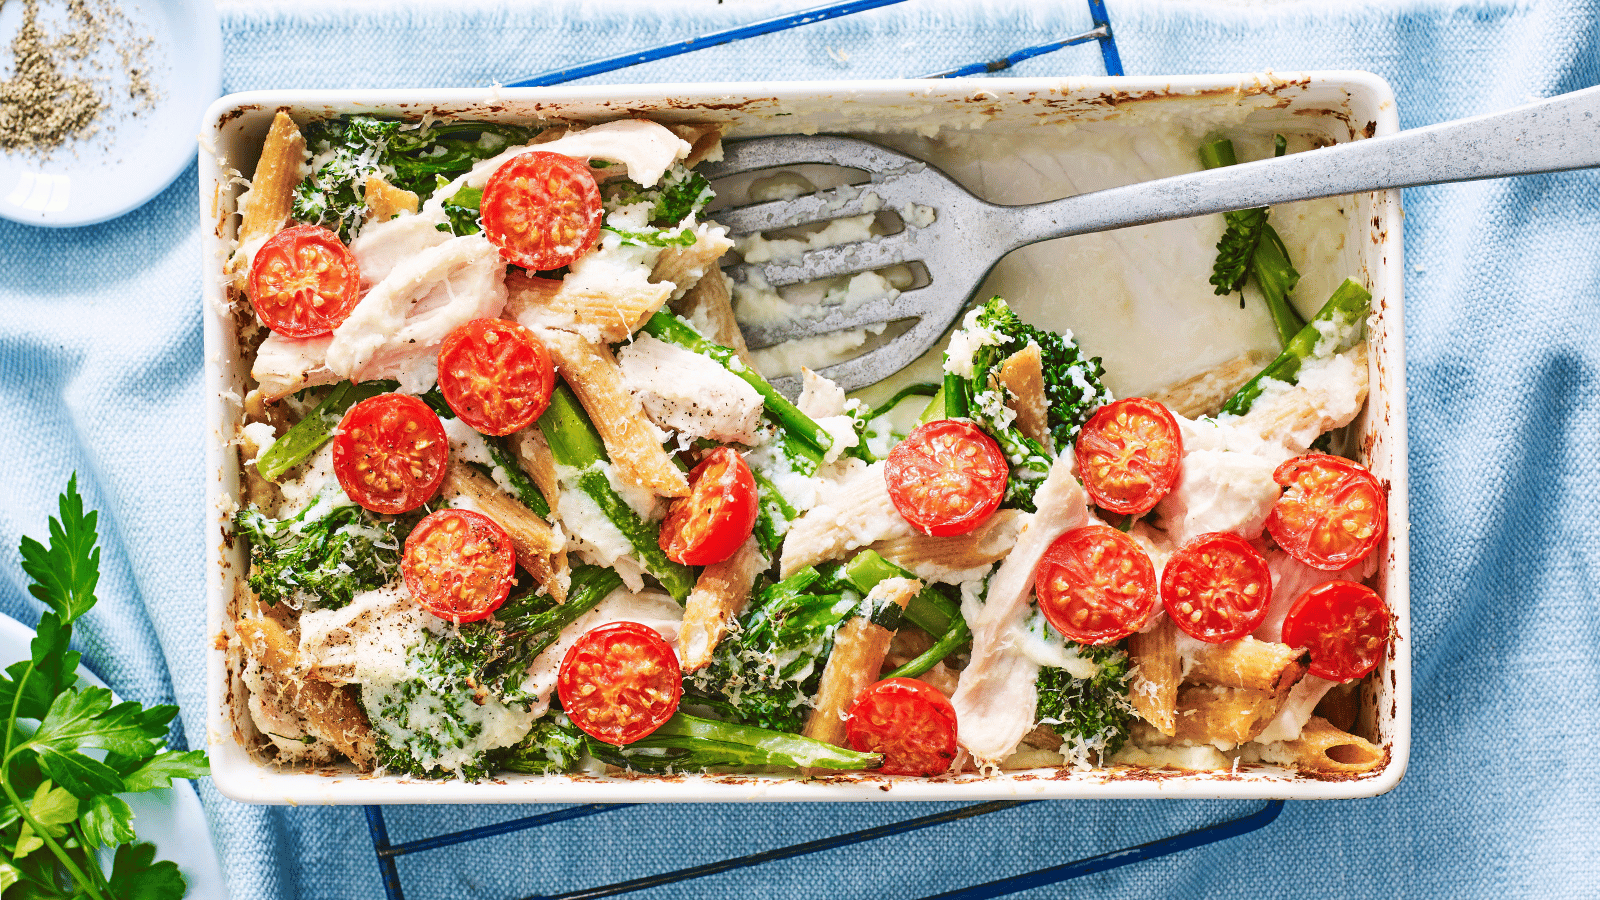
[994,344,1051,451]
[678,537,765,671]
[363,174,419,221]
[236,109,305,251]
[440,462,568,603]
[802,577,921,749]
[505,268,674,344]
[234,592,375,768]
[1147,350,1275,419]
[507,428,561,512]
[1268,715,1387,776]
[670,270,756,369]
[650,226,734,300]
[870,508,1024,580]
[1173,683,1291,746]
[534,326,690,498]
[1185,637,1307,693]
[1128,616,1180,737]
[666,123,724,168]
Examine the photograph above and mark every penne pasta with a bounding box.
[440,461,568,603]
[1147,350,1274,419]
[994,344,1051,451]
[666,123,725,168]
[1173,683,1290,747]
[1185,636,1306,693]
[363,174,419,221]
[507,427,561,513]
[802,578,921,749]
[234,592,376,769]
[237,109,305,250]
[1127,616,1179,737]
[650,226,734,300]
[670,270,755,369]
[534,326,691,498]
[870,508,1024,581]
[678,537,765,671]
[1268,715,1387,776]
[505,268,674,344]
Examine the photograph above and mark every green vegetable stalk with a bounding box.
[586,712,880,772]
[255,379,398,481]
[824,550,970,679]
[639,311,833,458]
[1221,278,1372,417]
[538,383,694,602]
[1,478,208,899]
[1201,136,1308,349]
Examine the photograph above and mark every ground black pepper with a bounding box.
[0,0,160,155]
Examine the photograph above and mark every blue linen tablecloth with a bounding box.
[1,0,1597,896]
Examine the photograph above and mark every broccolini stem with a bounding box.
[639,312,834,456]
[517,565,624,660]
[484,435,550,518]
[1200,138,1307,349]
[1221,278,1372,417]
[748,465,799,556]
[830,550,972,675]
[539,384,695,601]
[620,713,882,771]
[255,380,398,480]
[941,371,969,420]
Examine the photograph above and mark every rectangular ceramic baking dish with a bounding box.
[200,73,1410,804]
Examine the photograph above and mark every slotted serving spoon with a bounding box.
[703,85,1600,393]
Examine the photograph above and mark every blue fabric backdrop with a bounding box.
[1,0,1596,896]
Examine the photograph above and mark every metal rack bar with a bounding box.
[366,800,1284,900]
[359,8,1269,900]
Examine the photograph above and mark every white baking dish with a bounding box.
[200,73,1410,804]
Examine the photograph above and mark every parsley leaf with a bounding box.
[17,476,98,625]
[2,477,208,899]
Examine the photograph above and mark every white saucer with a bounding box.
[0,0,222,227]
[0,612,229,898]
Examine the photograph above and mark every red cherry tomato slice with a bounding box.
[402,509,516,623]
[248,224,362,337]
[1074,398,1183,516]
[436,318,555,436]
[1281,581,1391,682]
[884,420,1008,537]
[845,678,958,776]
[1267,453,1387,571]
[1034,525,1159,645]
[480,151,603,271]
[331,393,449,515]
[1160,532,1273,643]
[557,622,682,746]
[659,447,759,566]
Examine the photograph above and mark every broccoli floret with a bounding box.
[291,115,537,239]
[492,714,587,775]
[943,297,1109,509]
[599,163,715,246]
[234,488,401,611]
[1035,643,1136,763]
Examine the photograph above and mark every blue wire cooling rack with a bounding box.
[365,3,1283,897]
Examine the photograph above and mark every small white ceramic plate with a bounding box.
[0,613,228,897]
[0,0,221,227]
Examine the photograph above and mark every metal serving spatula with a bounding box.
[701,85,1600,393]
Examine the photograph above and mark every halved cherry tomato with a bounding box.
[1281,581,1391,682]
[437,318,555,436]
[1160,532,1272,643]
[1034,525,1158,645]
[845,678,958,776]
[331,393,449,515]
[557,622,682,746]
[248,224,362,337]
[402,509,516,623]
[658,447,758,566]
[1074,397,1183,516]
[1266,454,1387,571]
[480,151,603,271]
[884,420,1008,537]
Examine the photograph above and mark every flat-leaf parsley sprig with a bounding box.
[0,477,208,899]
